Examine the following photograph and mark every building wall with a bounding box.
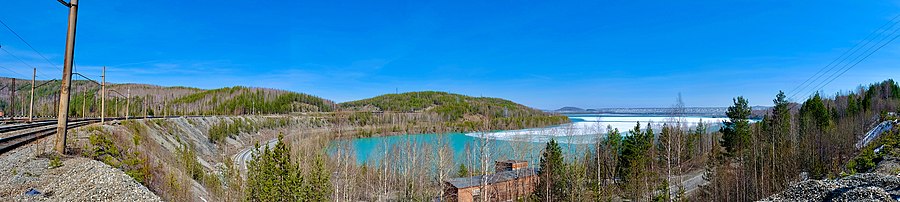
[446,175,537,202]
[494,161,528,172]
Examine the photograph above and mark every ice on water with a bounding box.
[465,115,731,144]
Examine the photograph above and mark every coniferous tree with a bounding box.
[457,163,469,177]
[535,139,566,201]
[307,154,332,201]
[721,96,751,156]
[245,134,307,201]
[594,125,622,200]
[768,90,793,189]
[619,122,654,199]
[799,93,833,178]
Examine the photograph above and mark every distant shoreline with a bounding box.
[547,106,771,119]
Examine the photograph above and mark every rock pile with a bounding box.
[0,141,161,201]
[762,173,900,201]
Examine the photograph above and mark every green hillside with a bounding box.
[170,86,335,115]
[340,91,554,121]
[0,77,335,117]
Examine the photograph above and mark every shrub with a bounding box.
[48,155,63,169]
[87,131,150,185]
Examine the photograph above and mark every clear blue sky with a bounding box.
[1,1,899,109]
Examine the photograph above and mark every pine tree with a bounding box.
[535,139,566,201]
[799,93,833,178]
[307,154,332,201]
[619,122,655,199]
[769,91,792,187]
[457,163,469,177]
[721,96,751,156]
[244,134,307,201]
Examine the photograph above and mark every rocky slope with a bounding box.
[0,139,161,201]
[761,173,900,201]
[64,116,327,201]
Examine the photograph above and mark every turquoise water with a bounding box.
[330,132,594,166]
[329,114,728,165]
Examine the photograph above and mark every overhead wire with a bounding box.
[787,15,900,100]
[809,30,900,96]
[0,63,27,78]
[0,18,59,80]
[0,19,61,71]
[799,17,900,99]
[787,15,900,108]
[0,45,54,80]
[0,46,37,77]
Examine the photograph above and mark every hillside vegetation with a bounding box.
[0,76,337,117]
[0,77,562,124]
[340,91,549,120]
[169,86,335,115]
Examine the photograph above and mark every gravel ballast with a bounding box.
[0,139,161,202]
[761,173,900,202]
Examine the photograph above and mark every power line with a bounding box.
[786,14,900,101]
[35,68,53,80]
[0,18,62,71]
[0,45,52,80]
[0,63,27,78]
[788,16,900,108]
[809,30,900,97]
[801,18,900,98]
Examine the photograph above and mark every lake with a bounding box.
[329,114,731,165]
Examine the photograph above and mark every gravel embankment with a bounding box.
[0,139,161,201]
[761,173,900,202]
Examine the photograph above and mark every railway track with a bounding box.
[0,116,196,154]
[0,119,96,154]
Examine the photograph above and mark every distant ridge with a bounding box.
[549,106,772,118]
[555,106,584,112]
[550,107,727,115]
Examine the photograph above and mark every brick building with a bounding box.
[443,160,537,202]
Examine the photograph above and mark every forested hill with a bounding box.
[0,77,562,120]
[168,86,335,114]
[339,91,555,121]
[0,77,336,117]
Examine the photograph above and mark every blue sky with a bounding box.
[1,1,899,109]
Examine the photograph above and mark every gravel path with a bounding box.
[0,139,161,202]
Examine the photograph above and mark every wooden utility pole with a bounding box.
[100,66,105,124]
[125,88,130,120]
[81,86,85,118]
[10,78,15,119]
[55,0,79,154]
[28,68,34,122]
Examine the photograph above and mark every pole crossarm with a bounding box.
[30,79,59,89]
[108,89,126,98]
[72,72,101,86]
[2,80,61,95]
[57,0,72,7]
